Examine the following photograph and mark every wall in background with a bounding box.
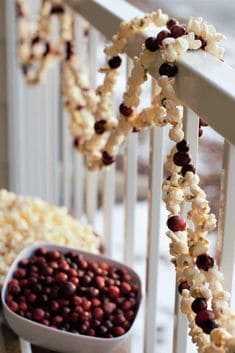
[0,0,9,188]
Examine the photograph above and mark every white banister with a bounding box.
[64,0,235,146]
[85,27,99,225]
[218,141,235,308]
[173,108,199,353]
[144,118,164,353]
[123,59,138,267]
[103,166,116,256]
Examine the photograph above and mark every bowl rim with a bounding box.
[2,243,142,343]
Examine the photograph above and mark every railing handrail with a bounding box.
[64,0,235,145]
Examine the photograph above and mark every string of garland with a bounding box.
[15,1,235,352]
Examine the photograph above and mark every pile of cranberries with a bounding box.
[5,248,139,339]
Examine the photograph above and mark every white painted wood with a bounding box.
[19,339,32,353]
[173,108,199,353]
[73,16,86,218]
[144,125,164,353]
[124,132,138,266]
[124,59,138,267]
[62,108,73,208]
[103,165,116,256]
[85,27,99,225]
[218,141,235,309]
[64,0,235,146]
[74,153,85,218]
[44,66,60,205]
[5,0,25,193]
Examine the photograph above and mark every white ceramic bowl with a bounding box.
[2,244,142,353]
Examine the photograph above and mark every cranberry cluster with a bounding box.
[144,18,206,78]
[6,248,139,339]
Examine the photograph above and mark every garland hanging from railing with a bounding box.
[15,1,235,352]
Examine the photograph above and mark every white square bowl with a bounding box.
[2,244,142,353]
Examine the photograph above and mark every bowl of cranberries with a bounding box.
[2,244,141,353]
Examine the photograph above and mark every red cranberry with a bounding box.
[42,319,50,326]
[159,63,178,77]
[52,315,63,326]
[176,139,189,152]
[108,56,122,69]
[59,260,70,271]
[196,254,214,271]
[33,308,45,321]
[96,325,108,337]
[156,30,170,45]
[59,282,76,297]
[8,284,21,295]
[70,277,79,286]
[121,300,132,311]
[125,310,135,321]
[47,251,61,261]
[181,164,196,176]
[82,299,92,311]
[195,310,215,328]
[35,248,48,257]
[73,137,80,148]
[19,259,29,267]
[198,128,203,137]
[50,5,64,14]
[27,293,37,303]
[20,279,29,287]
[49,261,59,269]
[73,296,83,306]
[121,282,131,294]
[19,302,28,312]
[8,279,19,287]
[173,151,191,166]
[119,103,133,117]
[8,301,19,313]
[199,118,208,127]
[145,37,159,52]
[6,294,13,303]
[92,319,101,328]
[87,328,95,336]
[171,25,186,38]
[65,41,74,60]
[93,307,104,320]
[55,272,68,283]
[114,314,126,325]
[94,120,106,135]
[195,35,207,49]
[167,18,178,30]
[178,281,190,294]
[100,262,109,271]
[107,286,120,299]
[167,216,186,232]
[113,326,125,337]
[91,298,101,307]
[102,151,115,166]
[191,298,207,313]
[51,300,60,311]
[58,299,69,307]
[201,319,218,334]
[95,276,105,289]
[43,267,53,276]
[103,302,116,314]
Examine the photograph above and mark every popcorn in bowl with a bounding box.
[0,189,100,287]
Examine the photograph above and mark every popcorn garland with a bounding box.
[15,2,235,352]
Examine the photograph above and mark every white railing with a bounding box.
[4,0,235,353]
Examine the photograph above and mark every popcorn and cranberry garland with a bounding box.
[15,3,235,352]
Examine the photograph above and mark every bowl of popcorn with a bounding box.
[0,189,101,288]
[2,244,141,353]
